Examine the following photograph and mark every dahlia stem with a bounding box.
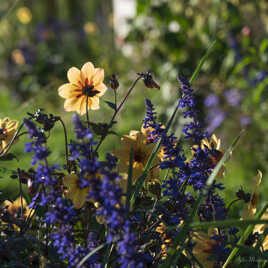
[86,95,90,129]
[58,118,70,173]
[114,89,117,109]
[94,76,141,153]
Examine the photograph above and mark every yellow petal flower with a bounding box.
[58,62,107,115]
[2,196,33,231]
[0,117,19,153]
[63,173,102,209]
[63,174,90,209]
[114,127,161,182]
[192,134,226,178]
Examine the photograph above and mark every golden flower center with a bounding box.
[82,84,100,97]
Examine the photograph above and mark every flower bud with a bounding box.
[110,74,119,90]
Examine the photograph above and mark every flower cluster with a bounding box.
[1,61,267,268]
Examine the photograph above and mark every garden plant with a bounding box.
[1,1,268,268]
[0,46,268,267]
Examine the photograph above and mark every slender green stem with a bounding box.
[58,118,70,173]
[94,77,141,153]
[226,198,240,211]
[77,243,106,268]
[189,40,216,84]
[114,89,117,109]
[86,96,90,129]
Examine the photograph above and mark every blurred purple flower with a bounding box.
[224,89,243,107]
[206,109,225,133]
[204,94,219,107]
[240,116,252,126]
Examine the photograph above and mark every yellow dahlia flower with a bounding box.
[63,174,91,209]
[2,197,33,231]
[58,62,107,115]
[2,197,32,218]
[0,117,19,153]
[113,129,161,182]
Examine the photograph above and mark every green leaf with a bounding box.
[253,77,268,104]
[189,40,217,84]
[260,38,268,54]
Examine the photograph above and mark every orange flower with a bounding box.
[58,62,107,115]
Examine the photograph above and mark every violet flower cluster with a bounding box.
[143,75,232,264]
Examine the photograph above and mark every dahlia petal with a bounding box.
[67,67,82,86]
[95,83,107,97]
[90,97,100,110]
[63,174,78,188]
[58,83,79,99]
[81,62,95,81]
[93,68,104,85]
[78,97,88,115]
[64,97,81,112]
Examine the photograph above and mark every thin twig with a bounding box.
[94,77,141,153]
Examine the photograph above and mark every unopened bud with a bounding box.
[110,74,119,90]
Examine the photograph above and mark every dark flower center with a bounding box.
[82,85,100,97]
[0,128,6,139]
[134,150,145,163]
